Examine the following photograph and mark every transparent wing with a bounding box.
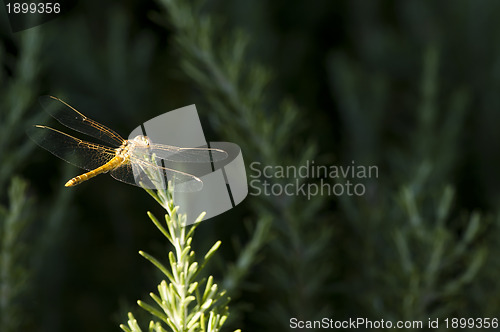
[27,125,203,191]
[27,125,116,171]
[141,144,228,163]
[39,95,125,147]
[110,158,204,192]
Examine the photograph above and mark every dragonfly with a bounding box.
[27,96,227,191]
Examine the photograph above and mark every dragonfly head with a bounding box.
[131,135,151,147]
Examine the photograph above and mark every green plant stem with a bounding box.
[120,185,237,332]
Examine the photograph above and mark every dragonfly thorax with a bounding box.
[115,135,150,159]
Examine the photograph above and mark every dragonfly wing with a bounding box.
[145,144,228,163]
[39,96,124,147]
[27,125,116,171]
[110,159,203,192]
[108,162,139,186]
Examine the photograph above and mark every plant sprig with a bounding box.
[120,183,239,332]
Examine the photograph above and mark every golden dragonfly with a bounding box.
[27,96,227,191]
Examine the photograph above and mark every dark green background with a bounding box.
[2,0,500,331]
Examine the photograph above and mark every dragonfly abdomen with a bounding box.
[65,154,126,187]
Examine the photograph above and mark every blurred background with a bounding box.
[2,0,500,331]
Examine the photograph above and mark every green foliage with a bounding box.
[0,26,41,332]
[0,26,42,190]
[0,177,33,331]
[392,186,485,320]
[155,1,332,329]
[327,19,492,329]
[3,1,500,331]
[0,21,73,332]
[121,185,238,332]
